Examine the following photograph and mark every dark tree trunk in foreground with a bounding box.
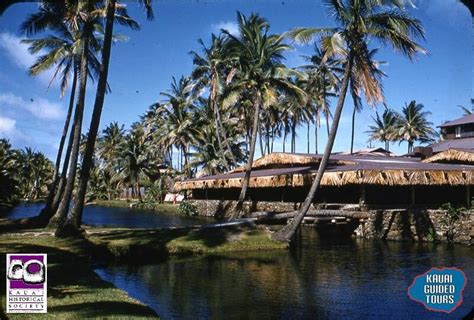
[273,55,353,242]
[314,119,318,154]
[49,48,88,229]
[58,0,116,234]
[37,66,77,224]
[350,103,357,154]
[230,92,261,219]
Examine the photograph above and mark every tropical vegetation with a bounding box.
[0,0,440,242]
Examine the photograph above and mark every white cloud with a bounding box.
[0,116,16,134]
[0,32,56,86]
[211,21,239,36]
[0,92,64,120]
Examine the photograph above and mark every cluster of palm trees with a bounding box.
[0,140,53,210]
[4,0,429,241]
[6,0,153,236]
[367,101,437,153]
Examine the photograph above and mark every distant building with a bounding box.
[430,114,474,153]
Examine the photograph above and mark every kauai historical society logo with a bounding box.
[6,253,47,313]
[408,267,467,313]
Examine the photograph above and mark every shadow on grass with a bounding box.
[49,301,156,318]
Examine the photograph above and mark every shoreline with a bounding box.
[0,217,286,318]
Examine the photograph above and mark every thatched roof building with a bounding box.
[175,150,474,206]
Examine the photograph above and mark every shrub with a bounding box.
[179,201,198,216]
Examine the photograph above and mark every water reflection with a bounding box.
[3,202,209,228]
[96,229,474,319]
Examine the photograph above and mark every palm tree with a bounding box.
[22,13,103,224]
[45,1,103,230]
[273,0,426,242]
[349,48,386,153]
[397,101,436,153]
[366,108,398,151]
[0,140,20,210]
[458,105,472,116]
[190,34,237,170]
[59,0,145,235]
[223,12,306,219]
[300,44,341,153]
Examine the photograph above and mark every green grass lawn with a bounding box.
[0,219,287,318]
[91,200,178,213]
[0,231,157,319]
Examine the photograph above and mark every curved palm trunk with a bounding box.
[37,66,77,224]
[63,0,116,232]
[230,92,261,219]
[307,121,310,154]
[211,77,232,171]
[49,46,89,230]
[350,103,357,154]
[314,119,318,154]
[282,127,287,152]
[273,55,353,242]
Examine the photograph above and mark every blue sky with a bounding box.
[0,0,472,160]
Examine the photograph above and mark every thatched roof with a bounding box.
[175,152,474,191]
[423,148,474,164]
[230,152,352,173]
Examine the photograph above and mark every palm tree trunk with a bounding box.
[37,65,78,224]
[231,92,261,219]
[314,120,318,154]
[350,103,357,154]
[49,44,89,230]
[385,141,389,152]
[291,122,296,153]
[273,54,353,242]
[307,121,310,154]
[50,114,76,217]
[259,126,265,156]
[211,78,232,170]
[63,0,116,232]
[283,127,287,152]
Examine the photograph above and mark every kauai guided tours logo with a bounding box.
[6,253,47,313]
[408,267,467,313]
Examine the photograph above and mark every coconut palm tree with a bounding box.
[0,140,21,210]
[396,101,436,153]
[58,0,145,235]
[22,17,105,224]
[367,108,398,151]
[300,44,341,153]
[273,0,426,242]
[190,34,238,170]
[458,105,472,116]
[349,48,386,154]
[223,12,306,219]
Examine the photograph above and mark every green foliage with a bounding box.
[0,140,53,209]
[178,201,198,216]
[439,203,466,243]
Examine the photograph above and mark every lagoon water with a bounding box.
[6,203,474,319]
[4,202,208,228]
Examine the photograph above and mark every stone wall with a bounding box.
[187,199,474,245]
[358,209,474,245]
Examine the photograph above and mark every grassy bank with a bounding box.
[0,231,157,319]
[91,199,178,213]
[0,220,286,318]
[86,226,287,258]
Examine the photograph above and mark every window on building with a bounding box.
[455,126,461,138]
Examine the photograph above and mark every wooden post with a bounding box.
[466,185,471,209]
[359,185,366,207]
[410,186,416,207]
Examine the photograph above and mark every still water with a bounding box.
[5,203,474,319]
[3,202,208,228]
[95,229,474,320]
